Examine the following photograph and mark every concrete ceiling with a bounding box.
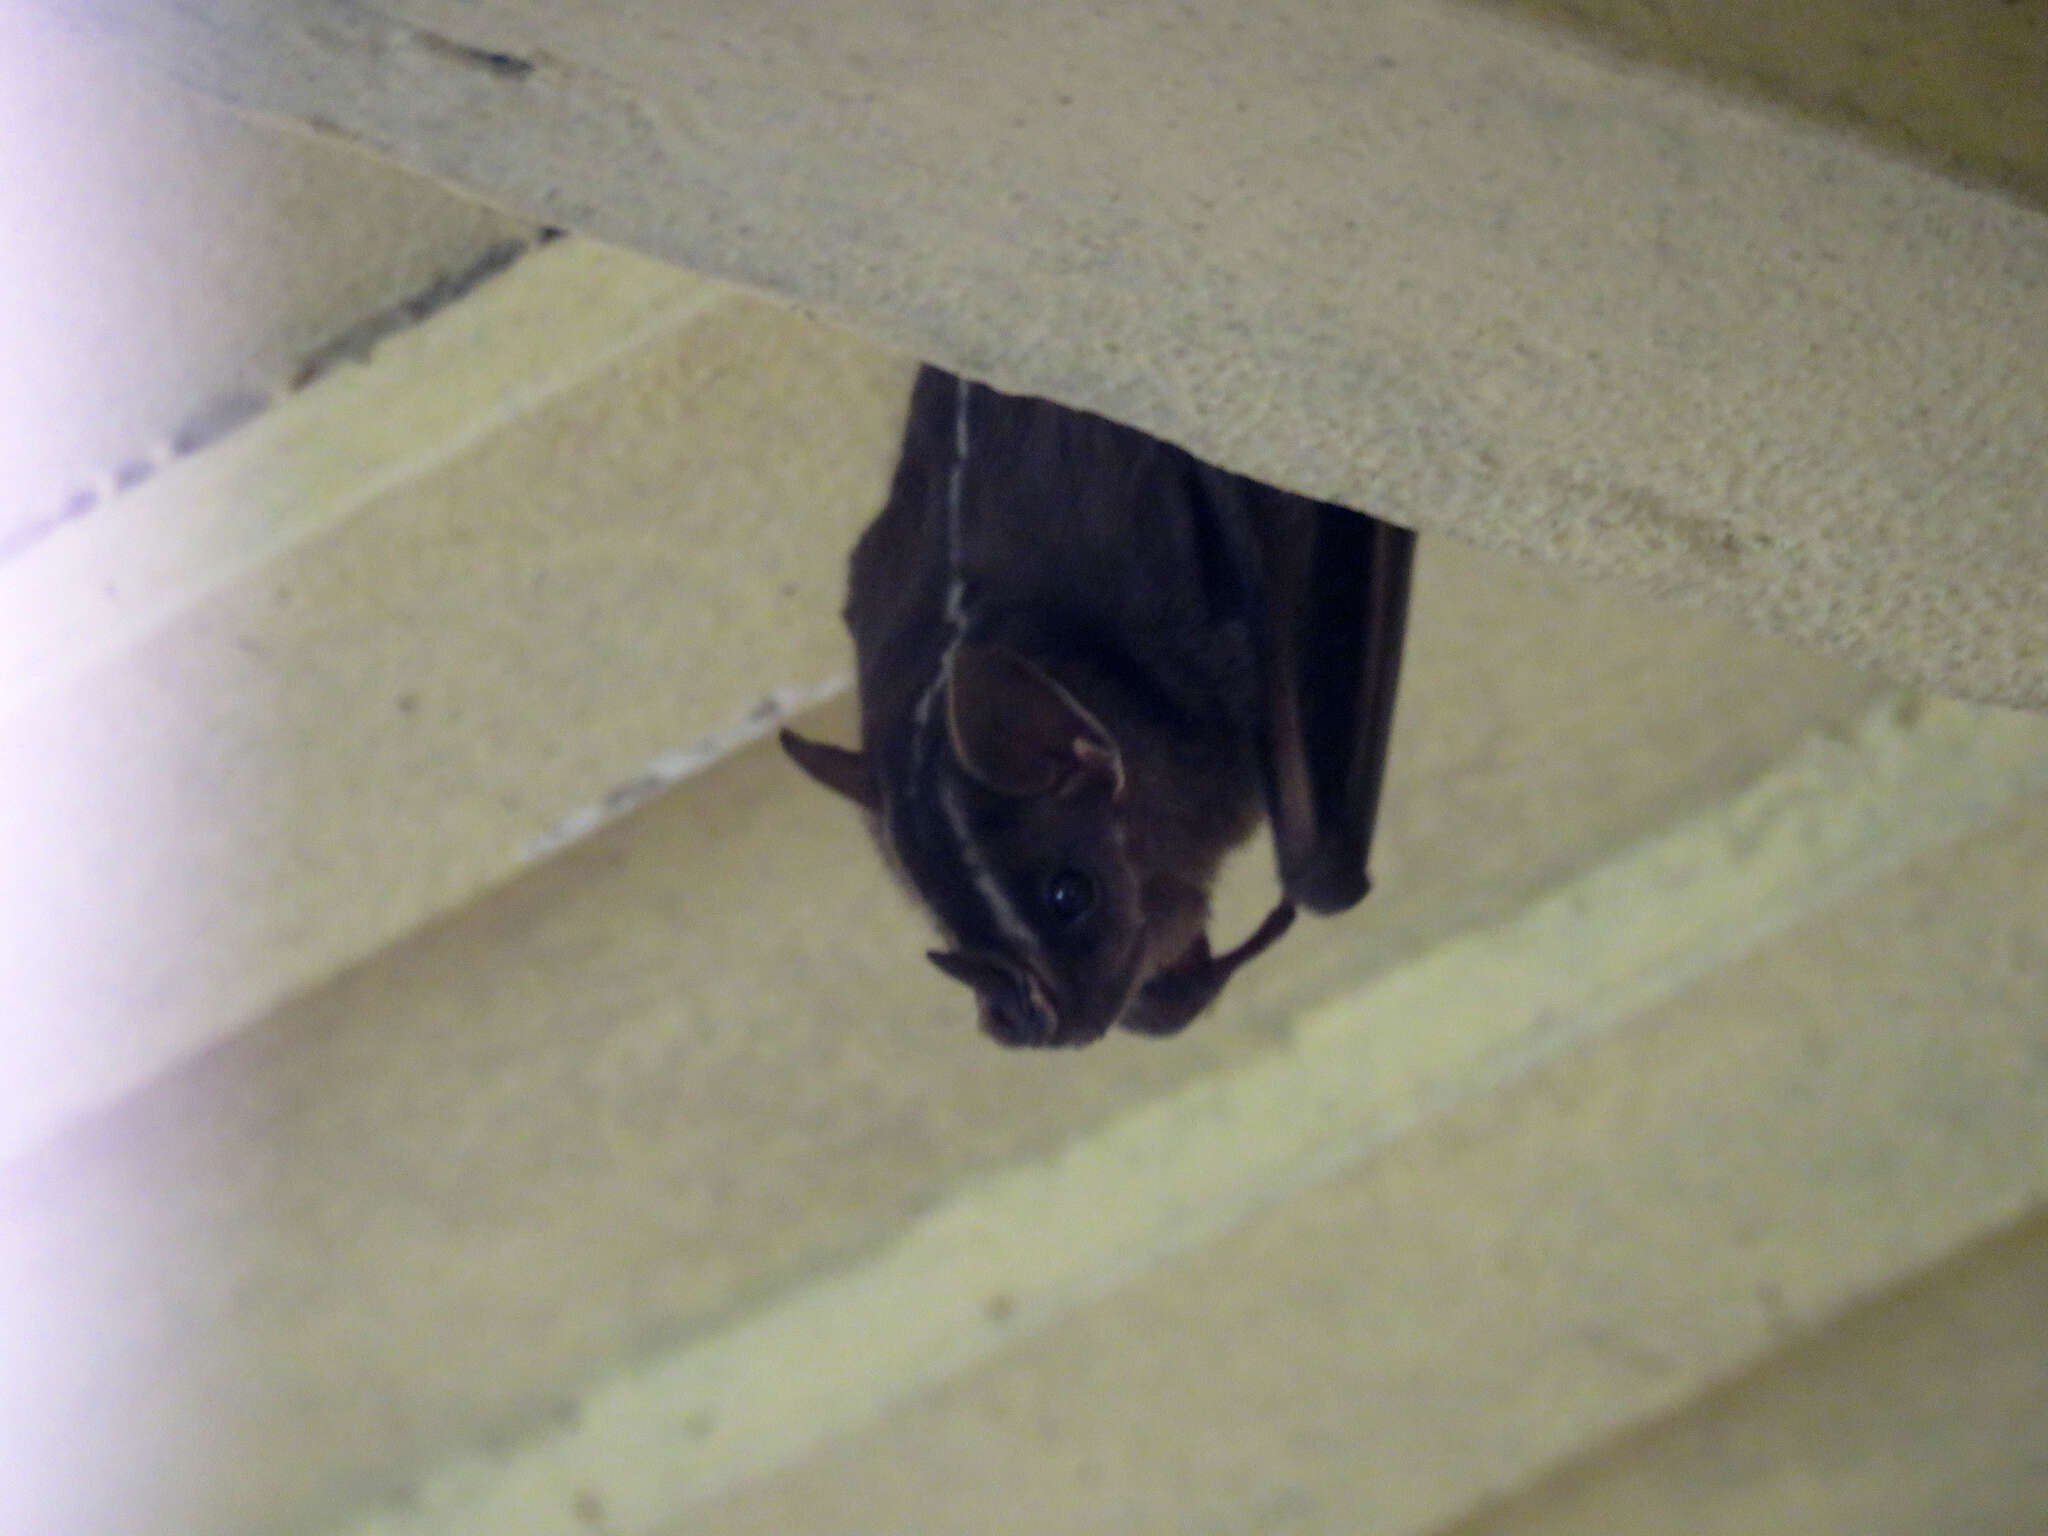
[43,0,2048,709]
[3,4,2045,1534]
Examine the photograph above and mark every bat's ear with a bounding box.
[779,728,881,812]
[946,643,1124,800]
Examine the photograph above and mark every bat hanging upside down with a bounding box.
[782,367,1415,1048]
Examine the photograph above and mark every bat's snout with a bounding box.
[928,948,1086,1048]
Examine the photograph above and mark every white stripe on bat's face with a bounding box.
[917,754,1149,1048]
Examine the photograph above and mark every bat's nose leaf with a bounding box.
[927,949,1058,1047]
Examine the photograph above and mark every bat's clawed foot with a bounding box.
[1119,902,1297,1038]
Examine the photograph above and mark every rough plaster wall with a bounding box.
[4,7,2043,1531]
[46,0,2048,707]
[1445,1217,2048,1536]
[682,796,2048,1535]
[0,542,1888,1535]
[0,253,909,1162]
[1492,0,2048,208]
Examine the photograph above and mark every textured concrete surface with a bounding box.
[48,0,2048,706]
[682,793,2048,1536]
[0,7,531,553]
[1445,1216,2048,1536]
[1494,0,2048,207]
[0,553,1928,1535]
[7,230,1913,1168]
[7,11,2046,1533]
[0,244,906,1160]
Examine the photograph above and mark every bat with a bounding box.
[782,366,1414,1047]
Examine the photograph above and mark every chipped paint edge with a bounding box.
[519,676,851,863]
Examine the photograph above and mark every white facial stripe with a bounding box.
[912,374,975,743]
[942,371,972,629]
[939,773,1046,966]
[904,373,1052,986]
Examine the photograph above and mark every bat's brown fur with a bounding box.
[783,367,1413,1047]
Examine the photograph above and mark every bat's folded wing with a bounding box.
[1254,498,1415,915]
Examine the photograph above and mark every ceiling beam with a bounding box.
[0,237,904,1163]
[48,0,2048,707]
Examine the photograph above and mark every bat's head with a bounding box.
[782,642,1241,1047]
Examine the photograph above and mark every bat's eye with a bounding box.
[1043,869,1097,925]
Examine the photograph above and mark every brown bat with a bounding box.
[782,366,1413,1047]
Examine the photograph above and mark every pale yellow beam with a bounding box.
[339,693,2048,1536]
[0,238,723,725]
[1444,1215,2048,1536]
[0,528,1886,1536]
[0,238,907,1168]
